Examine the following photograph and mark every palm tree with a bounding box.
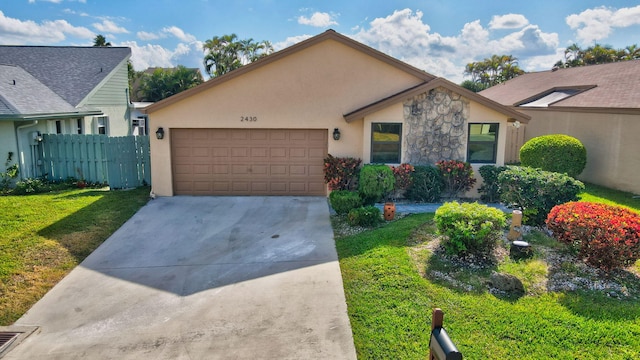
[203,34,274,77]
[93,34,111,47]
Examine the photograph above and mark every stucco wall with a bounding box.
[148,39,425,196]
[0,122,17,173]
[522,109,640,195]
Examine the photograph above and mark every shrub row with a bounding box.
[498,166,584,225]
[547,202,640,271]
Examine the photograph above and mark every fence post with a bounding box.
[430,308,444,360]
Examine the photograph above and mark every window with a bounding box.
[467,123,498,163]
[55,120,62,134]
[132,116,147,136]
[76,118,83,134]
[94,116,109,135]
[371,123,402,163]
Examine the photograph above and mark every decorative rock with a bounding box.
[510,240,533,260]
[489,272,525,295]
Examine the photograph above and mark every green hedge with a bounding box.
[498,166,584,225]
[520,134,586,178]
[434,201,506,256]
[405,165,444,202]
[329,190,363,215]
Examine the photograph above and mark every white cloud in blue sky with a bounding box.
[3,1,640,83]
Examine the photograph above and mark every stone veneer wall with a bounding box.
[403,87,469,164]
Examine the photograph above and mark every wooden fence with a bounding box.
[40,134,150,189]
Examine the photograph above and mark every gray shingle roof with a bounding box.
[480,59,640,110]
[0,46,130,106]
[0,64,78,116]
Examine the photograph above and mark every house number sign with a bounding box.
[240,116,257,122]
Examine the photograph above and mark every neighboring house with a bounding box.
[0,45,131,179]
[131,102,153,136]
[145,30,529,197]
[480,60,640,195]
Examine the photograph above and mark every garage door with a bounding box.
[171,129,328,196]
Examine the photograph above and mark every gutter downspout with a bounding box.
[16,120,38,179]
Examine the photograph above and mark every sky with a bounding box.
[1,0,639,83]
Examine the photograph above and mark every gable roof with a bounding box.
[0,64,101,120]
[480,60,640,112]
[145,30,436,114]
[0,45,130,107]
[343,77,530,123]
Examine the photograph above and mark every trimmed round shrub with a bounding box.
[347,206,382,227]
[329,190,363,215]
[520,134,586,178]
[498,166,584,226]
[477,165,508,203]
[547,202,640,271]
[405,165,444,202]
[434,201,507,256]
[359,164,395,205]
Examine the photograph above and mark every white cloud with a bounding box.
[63,8,89,16]
[298,12,338,27]
[135,26,196,43]
[93,19,129,34]
[0,10,93,44]
[566,5,640,44]
[137,31,161,41]
[351,8,559,83]
[273,34,313,51]
[489,14,529,29]
[121,40,203,71]
[162,26,196,43]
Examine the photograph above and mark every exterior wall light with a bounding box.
[156,127,165,140]
[333,128,341,140]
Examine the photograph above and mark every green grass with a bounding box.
[0,187,149,325]
[579,182,640,213]
[336,215,640,359]
[335,183,640,359]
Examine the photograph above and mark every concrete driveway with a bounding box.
[5,196,357,359]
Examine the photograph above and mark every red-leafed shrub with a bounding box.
[436,160,476,199]
[546,202,640,271]
[323,154,362,190]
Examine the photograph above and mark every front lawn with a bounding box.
[335,184,640,359]
[0,187,149,325]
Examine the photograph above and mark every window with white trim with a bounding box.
[94,116,109,135]
[467,123,499,163]
[132,116,147,136]
[55,120,63,134]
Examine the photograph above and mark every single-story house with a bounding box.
[480,60,640,195]
[0,46,132,179]
[145,30,529,197]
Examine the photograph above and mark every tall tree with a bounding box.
[461,54,524,91]
[554,43,640,68]
[137,66,204,102]
[203,34,273,77]
[93,34,111,47]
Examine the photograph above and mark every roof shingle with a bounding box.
[0,46,130,106]
[480,60,640,110]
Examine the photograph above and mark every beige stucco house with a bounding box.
[481,60,640,195]
[145,30,529,197]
